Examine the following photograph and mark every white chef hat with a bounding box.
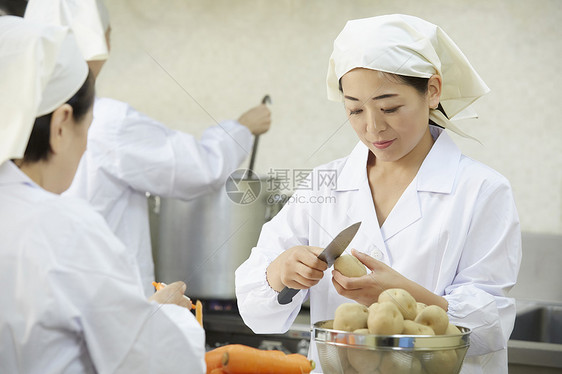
[327,14,490,139]
[0,16,89,164]
[25,0,110,61]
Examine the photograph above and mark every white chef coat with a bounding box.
[64,97,254,296]
[235,127,522,374]
[0,161,206,374]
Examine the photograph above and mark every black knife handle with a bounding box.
[277,286,299,305]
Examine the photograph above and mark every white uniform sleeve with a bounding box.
[443,177,521,357]
[235,191,312,334]
[113,105,253,199]
[113,304,206,374]
[52,201,206,373]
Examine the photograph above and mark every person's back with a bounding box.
[0,161,206,373]
[24,0,272,295]
[64,96,261,294]
[0,164,95,373]
[0,16,206,373]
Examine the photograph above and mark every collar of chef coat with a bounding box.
[335,126,461,194]
[0,161,42,189]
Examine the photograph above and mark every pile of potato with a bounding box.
[325,282,463,373]
[333,288,461,336]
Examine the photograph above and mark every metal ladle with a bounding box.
[246,94,271,179]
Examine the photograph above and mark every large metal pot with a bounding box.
[149,171,284,300]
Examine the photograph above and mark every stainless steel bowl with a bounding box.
[313,320,470,374]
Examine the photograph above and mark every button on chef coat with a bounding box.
[64,97,254,296]
[235,127,522,374]
[0,161,205,373]
[370,246,384,260]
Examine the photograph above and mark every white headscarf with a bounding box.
[327,14,490,139]
[25,0,110,61]
[0,16,88,164]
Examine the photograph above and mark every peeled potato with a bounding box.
[378,288,417,320]
[335,254,368,277]
[334,303,369,332]
[422,349,458,374]
[344,366,360,374]
[347,348,382,374]
[379,351,423,374]
[444,323,462,335]
[367,301,404,335]
[401,320,435,335]
[353,328,370,334]
[368,302,379,314]
[416,302,427,317]
[414,305,449,335]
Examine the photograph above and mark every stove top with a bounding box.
[201,298,238,313]
[198,299,311,355]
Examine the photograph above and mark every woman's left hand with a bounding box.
[148,281,193,309]
[331,249,408,306]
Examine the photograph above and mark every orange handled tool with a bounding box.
[152,281,203,326]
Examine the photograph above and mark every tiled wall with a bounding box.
[98,0,562,234]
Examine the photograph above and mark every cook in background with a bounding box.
[24,0,272,296]
[235,14,521,374]
[0,16,205,373]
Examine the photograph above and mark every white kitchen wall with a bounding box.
[99,0,562,234]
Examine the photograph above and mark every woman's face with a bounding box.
[340,68,440,164]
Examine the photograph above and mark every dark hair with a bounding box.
[0,0,27,17]
[383,73,448,121]
[22,70,95,163]
[338,72,449,124]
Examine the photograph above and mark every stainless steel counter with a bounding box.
[203,306,311,355]
[508,300,562,373]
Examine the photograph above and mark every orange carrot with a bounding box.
[208,369,227,374]
[195,300,203,326]
[220,345,314,374]
[152,281,164,291]
[205,348,226,372]
[286,353,315,371]
[205,345,243,373]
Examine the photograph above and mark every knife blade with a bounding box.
[277,221,362,305]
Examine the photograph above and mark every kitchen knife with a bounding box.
[277,221,362,305]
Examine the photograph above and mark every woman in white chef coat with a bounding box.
[0,17,205,373]
[24,0,272,296]
[236,14,521,374]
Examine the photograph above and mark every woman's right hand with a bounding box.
[148,281,192,309]
[266,246,327,292]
